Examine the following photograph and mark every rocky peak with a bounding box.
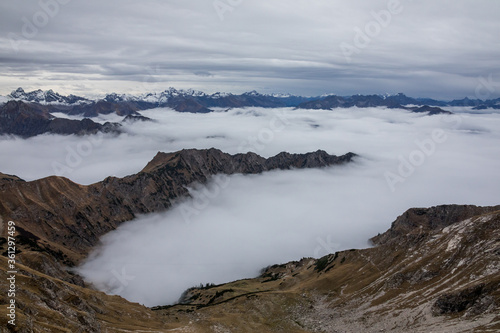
[243,90,261,96]
[8,87,89,105]
[141,148,356,175]
[0,148,356,262]
[371,204,500,246]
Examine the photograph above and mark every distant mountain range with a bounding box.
[5,87,316,113]
[5,88,500,111]
[1,88,499,137]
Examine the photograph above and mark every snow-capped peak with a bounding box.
[8,87,90,105]
[210,92,232,99]
[243,90,261,96]
[269,93,292,98]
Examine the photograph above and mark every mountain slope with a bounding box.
[0,148,355,332]
[0,101,121,137]
[156,205,500,332]
[1,150,499,332]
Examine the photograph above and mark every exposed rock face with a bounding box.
[122,114,154,123]
[371,204,500,246]
[165,96,212,113]
[0,148,356,262]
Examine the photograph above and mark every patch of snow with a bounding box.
[184,88,206,97]
[211,92,231,99]
[270,93,292,98]
[49,112,83,120]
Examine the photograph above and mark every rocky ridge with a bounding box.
[0,148,357,332]
[0,101,121,137]
[0,148,356,263]
[160,205,500,332]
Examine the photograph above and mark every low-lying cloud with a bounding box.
[2,107,500,306]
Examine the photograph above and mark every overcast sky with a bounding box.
[0,0,499,99]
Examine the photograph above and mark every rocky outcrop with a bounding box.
[409,105,453,115]
[371,204,500,246]
[122,114,154,122]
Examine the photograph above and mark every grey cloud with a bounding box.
[0,1,499,99]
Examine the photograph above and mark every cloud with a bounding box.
[0,1,499,98]
[194,71,214,77]
[2,106,496,306]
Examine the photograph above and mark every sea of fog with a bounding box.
[1,106,500,306]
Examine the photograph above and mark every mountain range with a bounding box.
[1,87,498,139]
[0,147,498,332]
[4,87,497,137]
[5,88,500,111]
[4,87,318,115]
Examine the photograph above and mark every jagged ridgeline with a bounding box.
[0,148,356,263]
